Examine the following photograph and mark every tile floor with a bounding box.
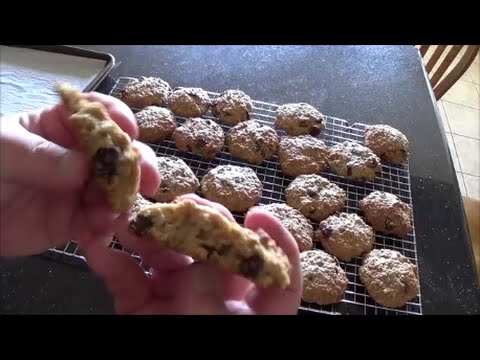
[418,46,480,200]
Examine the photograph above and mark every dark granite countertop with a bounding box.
[1,45,479,315]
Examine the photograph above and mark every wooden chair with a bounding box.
[462,196,480,284]
[418,45,479,100]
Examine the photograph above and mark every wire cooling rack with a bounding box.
[43,76,423,315]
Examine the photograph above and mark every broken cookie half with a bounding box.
[55,82,141,213]
[129,198,292,289]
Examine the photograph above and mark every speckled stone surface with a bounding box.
[0,257,115,314]
[1,45,479,315]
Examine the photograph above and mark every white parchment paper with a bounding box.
[0,46,107,117]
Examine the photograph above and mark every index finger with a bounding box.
[243,208,302,315]
[26,90,138,150]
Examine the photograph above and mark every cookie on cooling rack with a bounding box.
[134,106,177,143]
[364,124,409,165]
[278,135,329,177]
[252,203,314,252]
[129,193,154,221]
[300,249,348,305]
[128,198,292,289]
[211,89,253,125]
[275,102,325,136]
[169,87,211,118]
[172,117,225,160]
[225,120,279,165]
[152,156,200,203]
[120,76,172,109]
[285,174,346,222]
[314,212,374,262]
[359,191,413,237]
[55,82,141,214]
[327,141,382,182]
[359,248,419,308]
[200,165,263,212]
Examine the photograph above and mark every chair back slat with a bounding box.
[426,45,447,73]
[417,45,479,100]
[419,45,430,57]
[431,45,463,87]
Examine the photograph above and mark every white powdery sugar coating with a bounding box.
[172,117,225,160]
[300,250,348,305]
[366,124,409,149]
[279,135,329,176]
[364,124,409,164]
[211,89,253,125]
[135,106,175,129]
[121,76,172,108]
[285,174,346,222]
[154,156,200,202]
[359,248,419,308]
[201,165,263,212]
[359,191,412,236]
[256,203,313,252]
[226,120,279,165]
[169,87,211,117]
[275,102,325,136]
[316,212,374,261]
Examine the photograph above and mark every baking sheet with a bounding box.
[0,45,110,117]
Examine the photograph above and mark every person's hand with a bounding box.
[0,92,160,257]
[82,194,302,315]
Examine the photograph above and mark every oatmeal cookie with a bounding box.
[153,156,200,202]
[327,141,382,182]
[359,191,413,237]
[253,203,313,252]
[275,102,325,136]
[226,120,279,165]
[279,135,329,177]
[120,76,171,109]
[172,117,225,160]
[169,87,211,118]
[200,165,262,212]
[129,198,292,289]
[211,89,253,125]
[134,106,176,143]
[55,82,141,213]
[314,212,374,261]
[364,124,409,164]
[300,250,348,305]
[359,248,419,308]
[285,174,346,222]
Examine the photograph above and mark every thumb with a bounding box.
[1,124,89,190]
[174,263,229,315]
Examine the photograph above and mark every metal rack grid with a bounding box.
[44,76,423,315]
